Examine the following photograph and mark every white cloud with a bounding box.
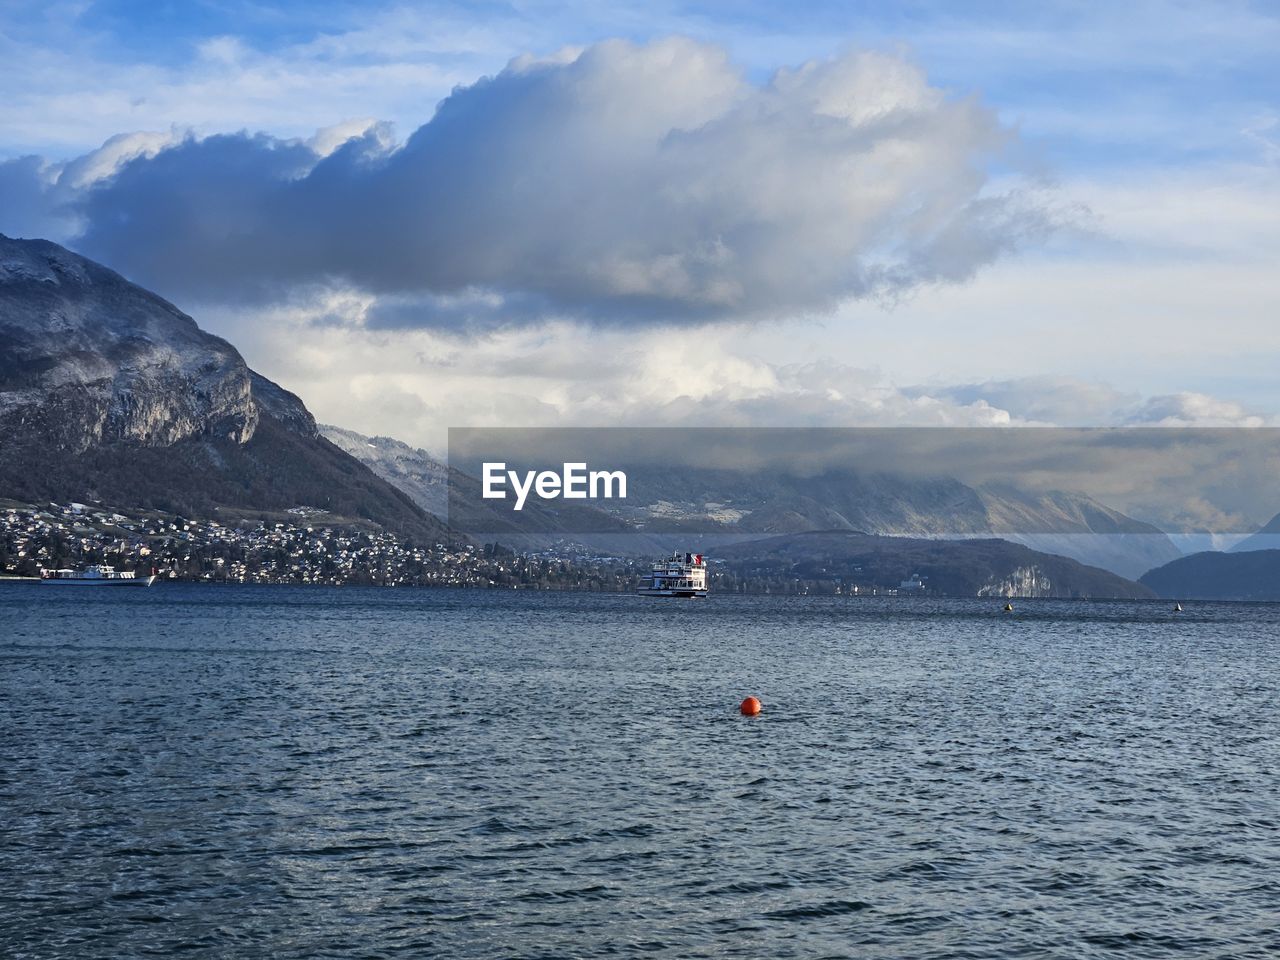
[6,38,1049,325]
[162,144,1278,455]
[0,3,476,155]
[915,377,1139,425]
[1129,392,1271,428]
[58,129,186,189]
[307,119,391,159]
[193,286,1273,460]
[3,8,1278,444]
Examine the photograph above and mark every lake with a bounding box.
[2,586,1277,958]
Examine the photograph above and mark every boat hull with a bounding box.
[637,587,707,598]
[41,576,157,586]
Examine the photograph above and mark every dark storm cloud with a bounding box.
[5,37,1051,326]
[74,133,320,301]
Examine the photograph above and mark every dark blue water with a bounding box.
[2,586,1278,959]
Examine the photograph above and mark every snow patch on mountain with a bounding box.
[318,425,449,518]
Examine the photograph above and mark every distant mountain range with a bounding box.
[321,426,642,550]
[0,234,448,544]
[327,425,1181,578]
[316,427,1155,596]
[716,531,1155,599]
[1140,549,1280,601]
[1228,512,1280,553]
[612,466,1183,578]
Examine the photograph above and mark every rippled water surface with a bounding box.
[2,586,1278,958]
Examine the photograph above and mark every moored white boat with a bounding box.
[638,552,708,598]
[40,564,157,586]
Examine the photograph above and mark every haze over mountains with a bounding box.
[317,425,1163,596]
[614,466,1182,578]
[1130,507,1280,600]
[1228,512,1280,554]
[328,424,1181,578]
[0,234,447,544]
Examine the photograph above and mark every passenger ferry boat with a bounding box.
[638,552,707,598]
[40,564,156,586]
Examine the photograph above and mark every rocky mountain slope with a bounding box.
[1,235,260,449]
[319,425,450,518]
[0,234,449,543]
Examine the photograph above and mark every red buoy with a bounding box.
[739,696,762,716]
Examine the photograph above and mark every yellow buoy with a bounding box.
[1004,603,1014,612]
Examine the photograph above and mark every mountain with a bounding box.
[330,422,1180,575]
[1140,550,1280,601]
[324,424,651,555]
[1228,512,1280,554]
[609,466,1160,537]
[601,465,1182,576]
[997,533,1180,581]
[320,425,451,518]
[717,530,1156,599]
[0,234,449,543]
[974,484,1184,579]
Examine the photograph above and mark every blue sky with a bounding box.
[1,0,1278,449]
[4,0,1276,167]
